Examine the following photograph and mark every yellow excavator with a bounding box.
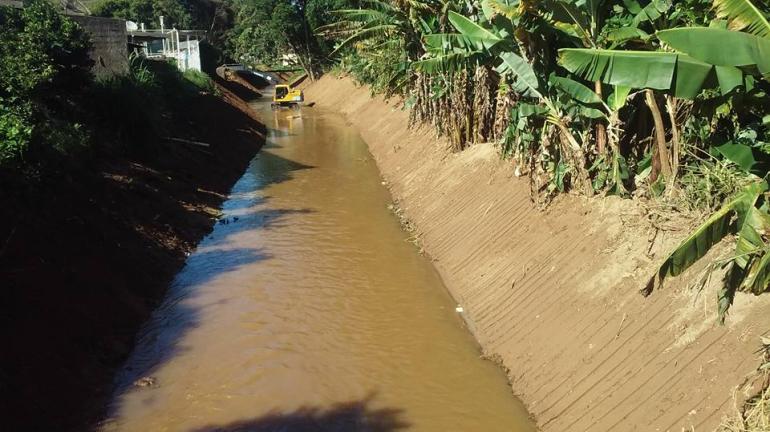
[271,84,304,110]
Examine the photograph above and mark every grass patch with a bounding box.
[183,69,218,94]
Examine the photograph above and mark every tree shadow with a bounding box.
[217,149,314,214]
[111,247,272,394]
[189,396,409,432]
[265,127,295,138]
[108,147,317,412]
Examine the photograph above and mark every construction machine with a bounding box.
[271,84,303,110]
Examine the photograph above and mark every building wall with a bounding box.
[176,39,202,72]
[70,15,129,76]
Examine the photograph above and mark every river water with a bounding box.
[103,97,534,432]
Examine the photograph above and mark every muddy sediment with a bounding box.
[0,81,265,431]
[305,75,770,431]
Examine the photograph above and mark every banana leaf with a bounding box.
[559,48,744,99]
[412,52,482,72]
[733,205,769,268]
[624,0,671,24]
[657,27,770,75]
[447,11,503,49]
[482,0,522,19]
[607,85,631,111]
[744,247,770,294]
[718,204,770,320]
[714,142,756,172]
[549,75,603,104]
[643,180,768,295]
[497,52,543,98]
[606,27,651,46]
[712,0,770,38]
[423,33,493,53]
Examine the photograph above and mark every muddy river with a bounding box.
[103,96,534,431]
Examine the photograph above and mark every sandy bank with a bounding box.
[305,75,770,431]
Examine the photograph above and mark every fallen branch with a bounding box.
[164,137,211,148]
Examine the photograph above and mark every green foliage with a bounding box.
[0,0,214,168]
[91,0,217,29]
[90,57,210,153]
[647,179,770,322]
[183,69,217,93]
[227,0,352,78]
[0,100,33,163]
[0,0,92,164]
[319,0,770,318]
[678,157,754,211]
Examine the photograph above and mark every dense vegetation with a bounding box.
[0,0,92,165]
[91,0,224,30]
[312,0,770,324]
[0,0,216,176]
[226,0,352,78]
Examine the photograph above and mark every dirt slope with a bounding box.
[0,82,265,431]
[305,75,770,431]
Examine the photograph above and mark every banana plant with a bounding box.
[644,179,770,322]
[585,0,770,95]
[317,0,443,61]
[413,5,598,192]
[558,46,749,183]
[411,10,510,72]
[495,52,596,195]
[551,75,633,194]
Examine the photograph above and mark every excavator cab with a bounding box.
[272,84,303,110]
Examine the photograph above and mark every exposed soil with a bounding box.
[0,80,265,431]
[306,75,770,432]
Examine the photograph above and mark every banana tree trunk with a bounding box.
[553,119,594,196]
[665,95,680,185]
[594,81,607,155]
[645,89,672,183]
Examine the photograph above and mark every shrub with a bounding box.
[183,69,217,93]
[88,56,214,155]
[0,100,33,163]
[0,0,92,165]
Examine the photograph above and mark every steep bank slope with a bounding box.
[306,75,770,431]
[0,83,265,431]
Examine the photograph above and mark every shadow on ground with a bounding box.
[0,82,270,431]
[189,397,409,432]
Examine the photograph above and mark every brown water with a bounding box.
[104,99,534,432]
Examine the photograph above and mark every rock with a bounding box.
[133,376,157,388]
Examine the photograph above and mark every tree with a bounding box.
[229,0,353,79]
[0,0,92,163]
[93,0,192,27]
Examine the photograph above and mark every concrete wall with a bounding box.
[70,15,129,77]
[176,39,202,72]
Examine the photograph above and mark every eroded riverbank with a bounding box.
[305,75,770,431]
[0,82,265,431]
[102,95,535,431]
